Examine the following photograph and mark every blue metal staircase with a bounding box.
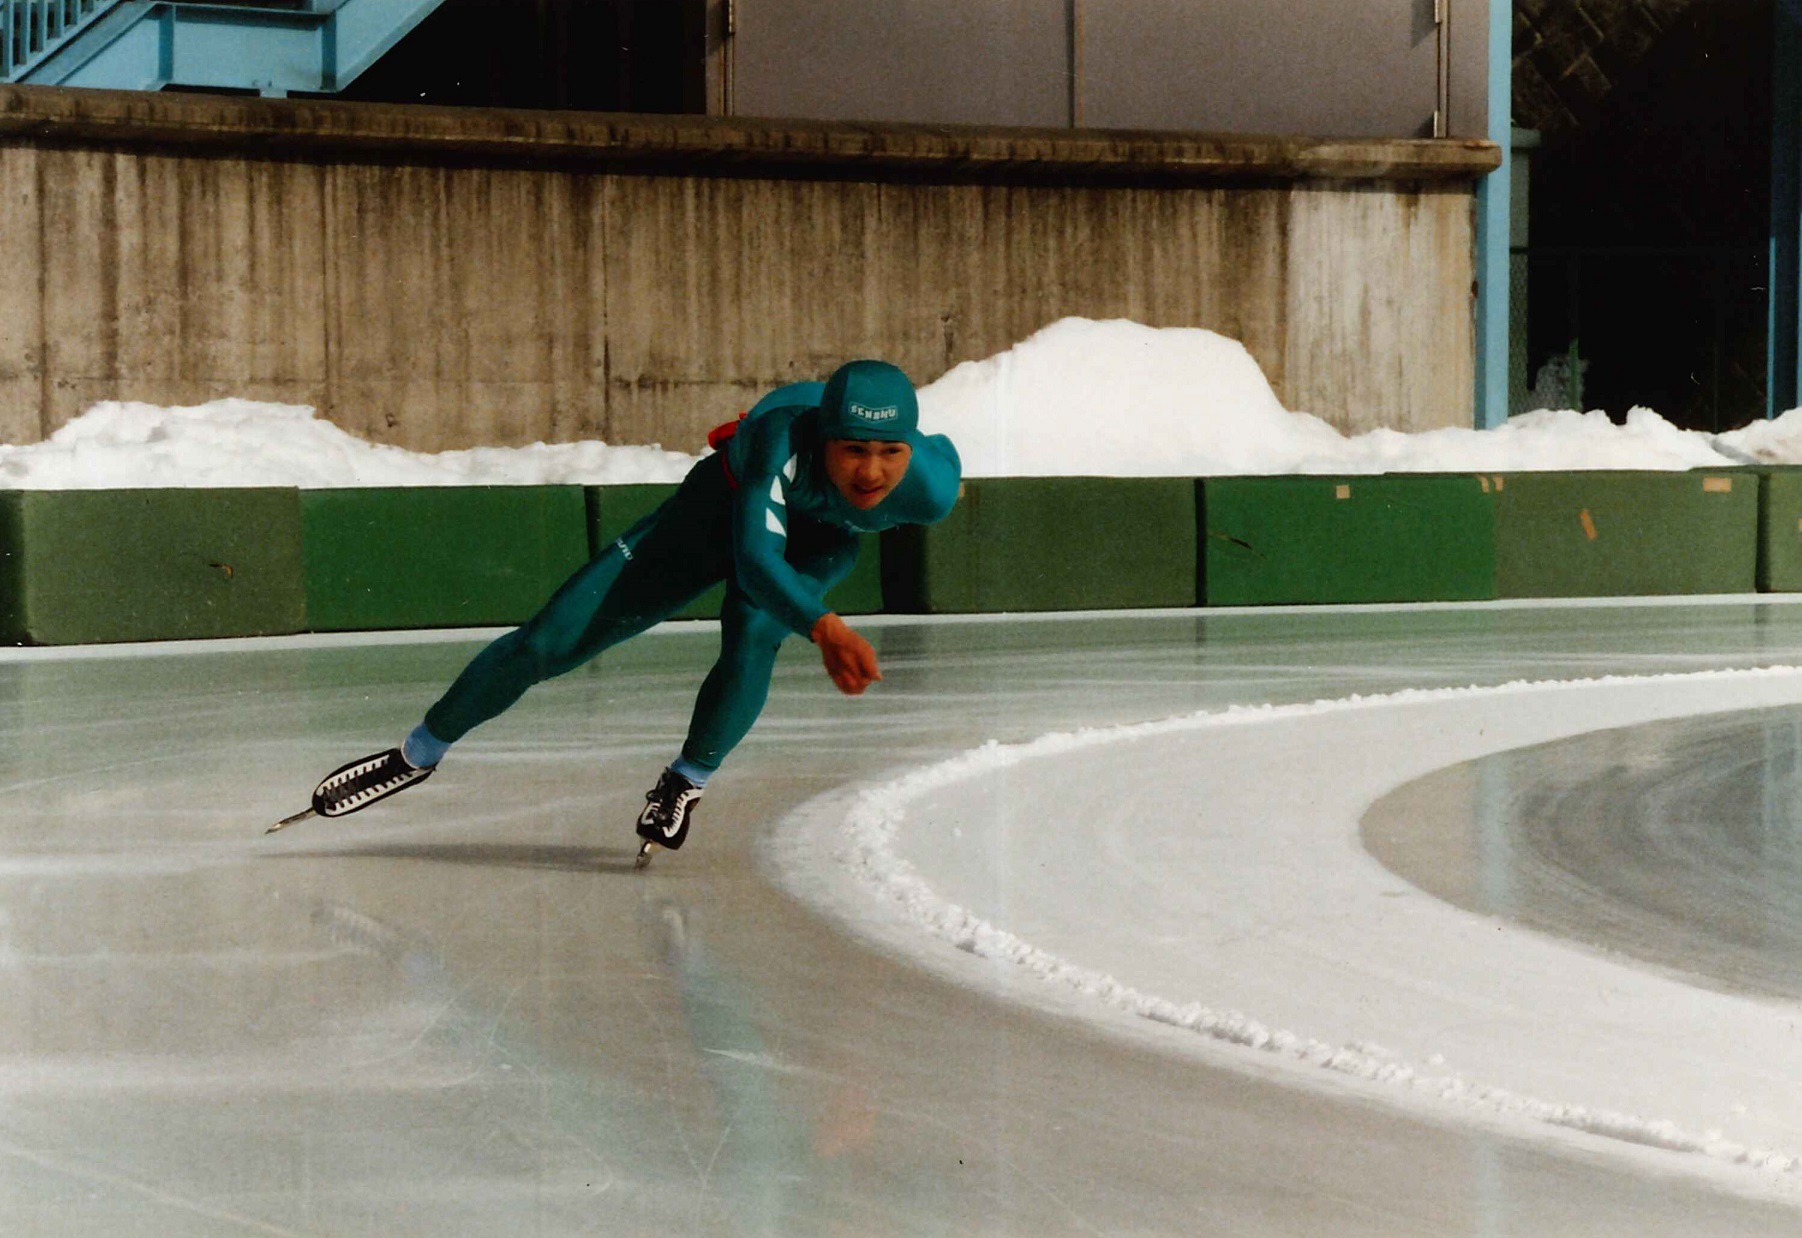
[3,1,111,79]
[1,0,450,96]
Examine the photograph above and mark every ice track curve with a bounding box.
[773,661,1802,1198]
[12,601,1802,1235]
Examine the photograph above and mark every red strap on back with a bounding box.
[708,412,749,489]
[707,412,748,452]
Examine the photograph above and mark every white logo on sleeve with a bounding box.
[769,477,785,506]
[766,509,787,537]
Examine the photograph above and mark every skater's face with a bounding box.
[824,438,912,509]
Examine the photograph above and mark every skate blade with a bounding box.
[634,840,660,869]
[266,807,318,835]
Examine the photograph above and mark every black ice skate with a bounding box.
[267,748,435,834]
[634,767,703,868]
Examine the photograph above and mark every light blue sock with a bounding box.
[402,723,451,769]
[670,756,713,789]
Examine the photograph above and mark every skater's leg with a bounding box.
[631,593,783,861]
[635,524,860,863]
[677,595,791,773]
[298,461,733,828]
[420,536,645,744]
[402,722,451,769]
[675,523,862,774]
[421,462,735,748]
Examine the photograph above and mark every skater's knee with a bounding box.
[722,607,788,658]
[495,624,577,683]
[719,638,781,687]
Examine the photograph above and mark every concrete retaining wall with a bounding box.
[0,85,1497,455]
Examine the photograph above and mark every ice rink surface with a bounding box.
[9,600,1802,1234]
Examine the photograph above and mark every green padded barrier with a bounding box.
[881,477,1197,612]
[1753,468,1802,592]
[1492,470,1757,598]
[302,487,591,631]
[588,484,722,620]
[1201,474,1496,606]
[0,488,305,645]
[585,485,883,621]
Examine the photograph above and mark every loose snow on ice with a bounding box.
[0,316,1794,487]
[771,666,1802,1193]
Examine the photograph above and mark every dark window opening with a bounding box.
[337,0,708,115]
[1516,0,1772,432]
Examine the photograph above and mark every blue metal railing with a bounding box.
[2,0,115,80]
[4,0,444,95]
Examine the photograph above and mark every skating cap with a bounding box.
[816,360,919,441]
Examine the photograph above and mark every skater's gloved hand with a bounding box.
[811,613,882,696]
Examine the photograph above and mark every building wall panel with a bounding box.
[37,148,332,430]
[729,0,1490,140]
[0,144,43,445]
[0,88,1493,454]
[732,0,1071,127]
[1283,183,1474,433]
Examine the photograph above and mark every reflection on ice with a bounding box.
[6,604,1802,1233]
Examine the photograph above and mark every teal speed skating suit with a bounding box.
[419,378,962,777]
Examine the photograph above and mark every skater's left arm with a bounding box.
[802,434,959,696]
[731,423,962,692]
[810,612,881,695]
[730,421,839,638]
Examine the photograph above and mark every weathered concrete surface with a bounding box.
[0,86,1499,181]
[0,86,1497,451]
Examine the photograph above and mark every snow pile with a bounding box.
[1719,409,1802,464]
[0,398,695,490]
[918,318,1747,477]
[1292,406,1737,475]
[0,317,1788,487]
[916,319,1342,476]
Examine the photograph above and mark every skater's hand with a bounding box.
[811,613,882,696]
